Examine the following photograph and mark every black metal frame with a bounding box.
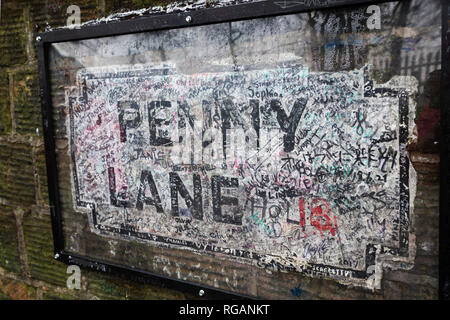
[37,0,447,300]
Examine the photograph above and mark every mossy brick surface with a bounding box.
[0,1,101,64]
[22,211,68,287]
[35,146,49,205]
[413,162,440,258]
[85,270,190,300]
[41,289,82,300]
[0,141,35,207]
[0,275,36,300]
[312,277,382,300]
[13,67,42,136]
[401,282,438,300]
[384,271,438,290]
[27,0,100,33]
[381,280,403,299]
[414,184,439,243]
[0,205,22,274]
[0,70,11,135]
[412,255,439,278]
[0,1,27,67]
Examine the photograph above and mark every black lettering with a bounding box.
[250,99,260,149]
[108,167,132,208]
[136,170,164,212]
[269,98,307,152]
[211,176,241,225]
[170,172,203,220]
[118,101,141,142]
[148,101,173,146]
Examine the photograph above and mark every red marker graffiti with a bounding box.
[297,197,338,237]
[310,198,336,237]
[298,197,306,232]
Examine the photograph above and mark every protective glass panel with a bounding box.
[47,0,441,295]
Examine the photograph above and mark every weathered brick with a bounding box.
[384,270,438,289]
[35,146,49,205]
[22,210,68,287]
[0,1,27,67]
[0,141,35,206]
[0,275,36,300]
[413,255,438,278]
[316,278,382,300]
[12,67,42,136]
[415,185,440,204]
[285,277,319,300]
[0,205,22,274]
[382,280,403,299]
[0,70,11,135]
[29,0,100,33]
[414,206,439,218]
[41,288,81,300]
[416,237,439,256]
[415,213,439,235]
[0,1,101,64]
[85,270,190,300]
[401,282,438,300]
[413,163,440,185]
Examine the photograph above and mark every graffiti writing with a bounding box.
[67,63,416,289]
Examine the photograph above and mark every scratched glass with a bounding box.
[47,0,441,296]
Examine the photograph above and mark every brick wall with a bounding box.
[0,0,440,300]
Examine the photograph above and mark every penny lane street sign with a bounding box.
[68,63,417,289]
